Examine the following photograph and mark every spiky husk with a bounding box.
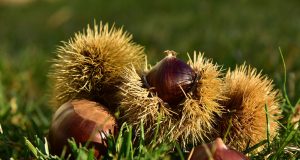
[49,22,145,109]
[215,64,281,152]
[119,52,225,148]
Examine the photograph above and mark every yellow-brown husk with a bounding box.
[49,22,145,109]
[215,64,281,152]
[119,52,226,148]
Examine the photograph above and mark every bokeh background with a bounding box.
[0,0,299,158]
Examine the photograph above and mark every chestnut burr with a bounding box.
[49,22,145,110]
[215,65,281,152]
[119,51,225,148]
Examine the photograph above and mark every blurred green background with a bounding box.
[0,0,300,158]
[0,0,300,108]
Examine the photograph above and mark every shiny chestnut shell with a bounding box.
[188,138,249,160]
[145,51,197,105]
[48,99,117,158]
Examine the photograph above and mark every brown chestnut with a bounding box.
[188,138,249,160]
[145,50,197,106]
[48,99,117,158]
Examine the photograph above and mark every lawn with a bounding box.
[0,0,299,159]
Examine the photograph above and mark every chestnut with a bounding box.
[48,99,118,158]
[188,138,249,160]
[145,50,197,106]
[214,65,281,152]
[119,51,225,148]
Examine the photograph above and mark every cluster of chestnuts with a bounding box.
[48,22,281,159]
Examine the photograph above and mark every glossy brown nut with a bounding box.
[48,99,117,158]
[145,51,196,106]
[188,138,249,160]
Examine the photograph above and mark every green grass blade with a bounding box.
[116,123,127,153]
[265,104,271,151]
[274,130,297,158]
[87,149,95,160]
[279,47,292,107]
[24,137,38,158]
[138,119,145,156]
[153,114,162,145]
[174,142,185,160]
[223,116,233,144]
[244,140,267,154]
[126,125,133,159]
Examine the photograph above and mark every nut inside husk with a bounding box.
[144,50,197,106]
[119,51,225,148]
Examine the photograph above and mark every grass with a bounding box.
[0,0,300,159]
[22,100,300,159]
[24,123,175,160]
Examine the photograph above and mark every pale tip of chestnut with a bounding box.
[215,138,228,150]
[165,50,177,57]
